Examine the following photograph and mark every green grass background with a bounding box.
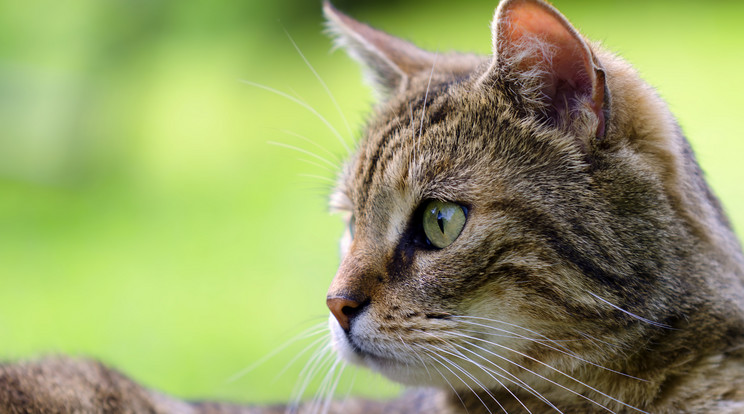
[1,0,743,405]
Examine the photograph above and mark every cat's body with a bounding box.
[2,1,744,413]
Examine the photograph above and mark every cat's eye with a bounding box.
[422,200,467,249]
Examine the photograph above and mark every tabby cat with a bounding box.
[2,0,744,413]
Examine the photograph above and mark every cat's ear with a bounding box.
[323,2,439,97]
[481,0,607,139]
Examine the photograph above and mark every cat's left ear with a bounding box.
[323,2,439,98]
[481,0,607,139]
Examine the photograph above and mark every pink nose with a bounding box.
[326,296,365,331]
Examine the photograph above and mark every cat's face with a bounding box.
[321,0,719,397]
[328,89,597,389]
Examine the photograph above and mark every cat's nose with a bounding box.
[326,296,367,332]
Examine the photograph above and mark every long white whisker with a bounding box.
[241,80,350,154]
[281,129,342,163]
[418,54,438,140]
[409,103,420,185]
[448,341,563,413]
[459,328,539,341]
[288,343,334,414]
[297,158,337,173]
[587,292,672,329]
[397,333,432,380]
[275,332,331,382]
[455,322,645,382]
[310,357,341,414]
[576,330,631,351]
[448,331,643,413]
[448,342,554,414]
[284,29,354,148]
[452,317,648,382]
[338,368,358,413]
[298,173,337,185]
[415,330,532,413]
[268,141,338,169]
[320,362,346,414]
[227,322,327,383]
[457,336,615,413]
[421,346,496,414]
[427,342,518,414]
[427,354,471,414]
[452,316,576,355]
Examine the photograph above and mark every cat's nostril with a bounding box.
[327,296,367,332]
[341,304,359,317]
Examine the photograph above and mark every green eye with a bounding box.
[422,200,467,249]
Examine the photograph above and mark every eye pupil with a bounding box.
[437,215,445,233]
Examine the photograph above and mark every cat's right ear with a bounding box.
[480,0,608,140]
[323,2,438,98]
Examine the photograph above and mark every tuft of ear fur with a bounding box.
[322,2,440,98]
[480,0,607,140]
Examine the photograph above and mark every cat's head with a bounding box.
[322,0,744,399]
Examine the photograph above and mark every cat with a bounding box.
[2,0,744,413]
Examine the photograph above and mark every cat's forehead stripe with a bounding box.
[354,88,452,211]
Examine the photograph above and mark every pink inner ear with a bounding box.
[500,0,605,137]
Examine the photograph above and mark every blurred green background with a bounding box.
[1,0,743,405]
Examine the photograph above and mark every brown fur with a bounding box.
[2,1,744,413]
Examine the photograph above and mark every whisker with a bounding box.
[457,336,617,413]
[448,341,563,413]
[449,342,559,414]
[427,343,519,414]
[227,322,327,383]
[298,173,337,184]
[409,103,419,184]
[449,331,643,413]
[426,353,471,414]
[455,324,645,382]
[576,330,631,351]
[418,54,438,140]
[451,316,577,354]
[415,330,535,413]
[268,141,338,169]
[297,158,338,173]
[284,29,354,149]
[338,369,358,413]
[274,332,331,382]
[459,328,581,343]
[452,317,648,382]
[587,292,672,329]
[320,361,346,414]
[459,328,536,341]
[420,346,497,414]
[397,333,432,380]
[281,129,342,164]
[241,80,350,154]
[310,357,342,414]
[288,343,334,414]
